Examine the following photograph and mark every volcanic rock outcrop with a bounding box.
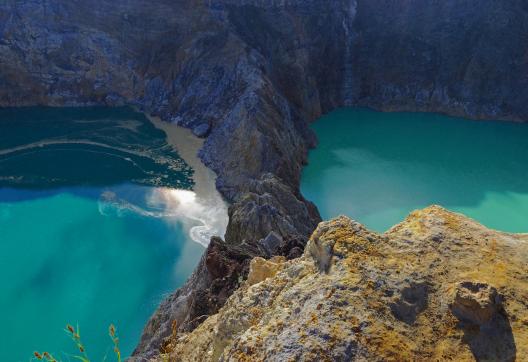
[1,0,528,358]
[154,206,527,361]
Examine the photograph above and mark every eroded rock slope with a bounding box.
[2,1,528,357]
[158,206,528,361]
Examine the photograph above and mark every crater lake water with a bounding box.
[301,108,528,233]
[0,107,228,361]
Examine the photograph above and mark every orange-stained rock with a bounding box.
[246,256,287,286]
[155,206,528,362]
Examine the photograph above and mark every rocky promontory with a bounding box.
[156,206,527,361]
[1,1,528,359]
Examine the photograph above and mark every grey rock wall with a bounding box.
[1,0,527,358]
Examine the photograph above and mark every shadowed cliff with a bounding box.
[1,0,527,358]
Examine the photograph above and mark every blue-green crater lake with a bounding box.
[302,108,528,233]
[0,107,227,361]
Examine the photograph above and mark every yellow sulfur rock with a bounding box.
[157,206,528,361]
[246,256,287,286]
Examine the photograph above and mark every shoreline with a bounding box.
[147,114,229,245]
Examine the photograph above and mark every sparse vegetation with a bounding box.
[32,324,121,362]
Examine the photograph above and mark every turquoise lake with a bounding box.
[0,108,223,361]
[301,108,528,233]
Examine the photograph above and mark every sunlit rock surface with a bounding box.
[2,1,528,357]
[155,206,527,361]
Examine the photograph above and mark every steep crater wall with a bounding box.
[1,0,527,358]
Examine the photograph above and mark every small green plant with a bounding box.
[32,323,122,362]
[108,324,121,362]
[65,323,89,361]
[33,352,58,362]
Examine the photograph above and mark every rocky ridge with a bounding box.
[1,0,528,358]
[157,206,528,361]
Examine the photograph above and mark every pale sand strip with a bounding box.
[147,115,229,245]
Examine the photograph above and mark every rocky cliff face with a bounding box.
[155,206,528,361]
[350,0,528,121]
[1,0,528,358]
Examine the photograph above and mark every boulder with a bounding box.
[258,231,283,257]
[191,123,210,138]
[246,256,286,286]
[450,281,504,325]
[306,221,336,273]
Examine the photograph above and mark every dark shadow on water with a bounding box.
[0,106,194,202]
[0,106,166,149]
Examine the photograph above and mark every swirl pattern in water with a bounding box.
[0,107,228,361]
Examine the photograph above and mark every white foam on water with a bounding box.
[148,188,228,246]
[98,112,229,247]
[147,114,230,246]
[98,188,228,247]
